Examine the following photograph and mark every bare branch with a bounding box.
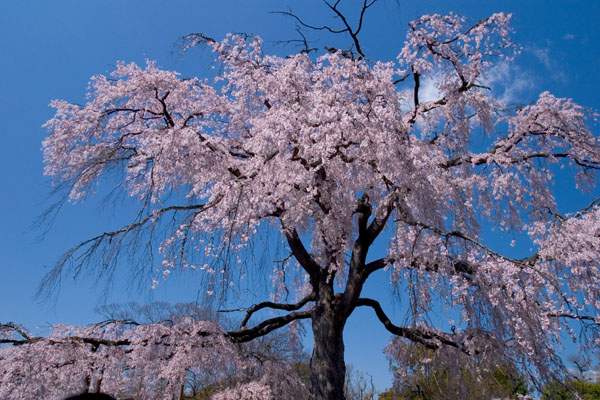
[281,223,322,279]
[363,256,475,281]
[272,10,347,34]
[412,68,420,109]
[37,200,222,299]
[356,298,474,354]
[274,27,318,54]
[363,257,391,276]
[342,191,397,312]
[0,322,33,344]
[274,0,379,59]
[547,313,599,325]
[227,310,312,343]
[180,32,217,50]
[323,0,367,58]
[220,293,316,329]
[363,190,397,246]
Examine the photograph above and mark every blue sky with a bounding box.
[0,0,599,391]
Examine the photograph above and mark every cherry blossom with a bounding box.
[15,5,600,399]
[0,320,241,399]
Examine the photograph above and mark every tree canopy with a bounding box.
[1,1,599,399]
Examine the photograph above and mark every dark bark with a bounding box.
[310,301,347,400]
[64,394,115,400]
[278,194,399,399]
[307,194,395,399]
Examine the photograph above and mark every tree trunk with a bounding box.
[310,304,347,400]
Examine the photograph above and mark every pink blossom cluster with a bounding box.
[38,9,600,389]
[0,320,239,399]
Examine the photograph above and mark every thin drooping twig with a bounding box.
[36,200,222,299]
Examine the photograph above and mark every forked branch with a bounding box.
[275,0,379,58]
[227,310,312,343]
[223,293,317,328]
[356,298,475,355]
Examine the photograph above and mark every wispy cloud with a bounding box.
[530,46,568,83]
[397,60,536,116]
[419,72,442,103]
[531,47,552,69]
[480,61,535,106]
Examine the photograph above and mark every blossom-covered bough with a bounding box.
[0,320,237,399]
[3,1,600,399]
[0,319,308,399]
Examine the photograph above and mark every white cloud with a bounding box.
[397,60,535,114]
[530,46,568,83]
[480,61,534,106]
[532,47,552,69]
[419,72,443,103]
[418,61,535,107]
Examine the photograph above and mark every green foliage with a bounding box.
[378,389,402,400]
[542,379,600,400]
[492,366,530,398]
[384,341,529,400]
[381,363,528,400]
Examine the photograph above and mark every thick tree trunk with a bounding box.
[310,303,347,400]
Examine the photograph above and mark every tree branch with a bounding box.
[272,10,347,34]
[227,310,312,343]
[363,257,391,276]
[341,191,397,313]
[395,216,535,267]
[363,190,397,246]
[275,0,379,59]
[356,298,473,354]
[412,68,420,109]
[0,322,32,341]
[444,150,600,170]
[37,200,221,299]
[224,293,317,328]
[274,27,318,54]
[281,223,322,279]
[323,0,374,58]
[363,255,477,281]
[548,313,599,325]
